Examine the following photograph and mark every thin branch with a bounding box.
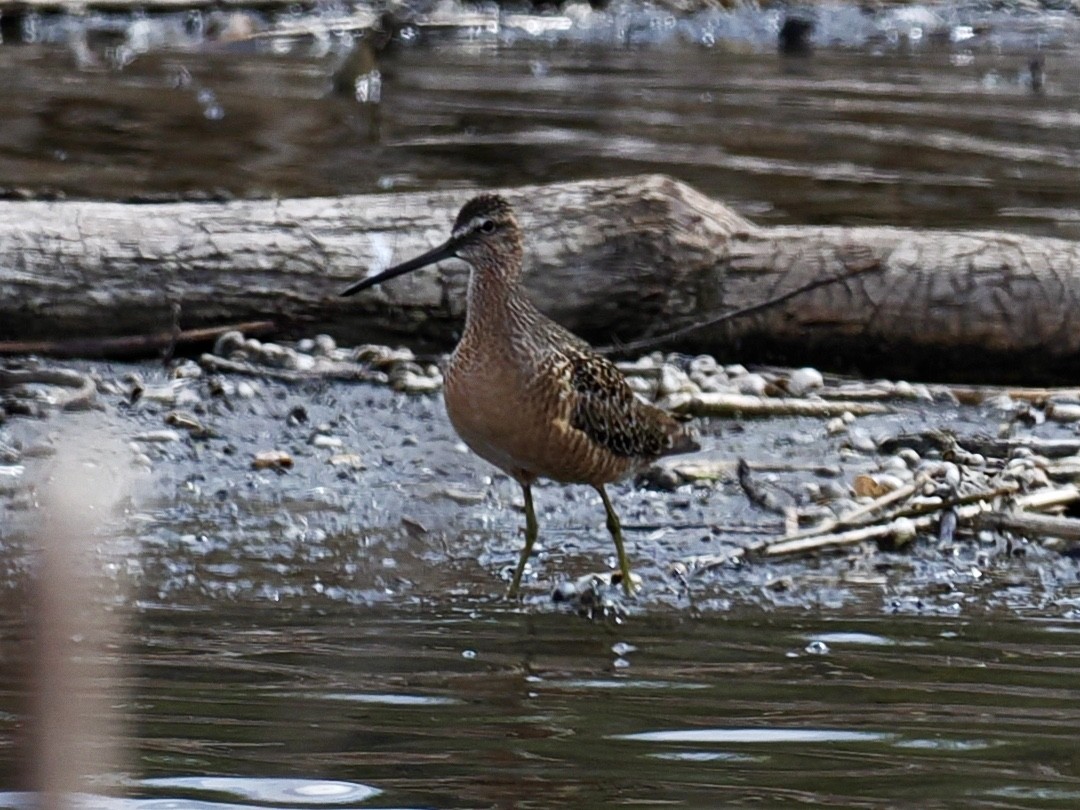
[598,260,881,357]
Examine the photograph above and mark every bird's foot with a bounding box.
[551,570,640,617]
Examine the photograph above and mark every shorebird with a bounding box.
[341,194,699,596]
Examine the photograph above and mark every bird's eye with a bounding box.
[480,219,496,233]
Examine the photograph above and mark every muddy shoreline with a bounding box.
[3,342,1079,620]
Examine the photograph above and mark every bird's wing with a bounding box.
[561,348,681,459]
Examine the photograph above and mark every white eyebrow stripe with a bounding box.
[452,217,485,240]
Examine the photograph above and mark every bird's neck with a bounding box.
[462,259,534,340]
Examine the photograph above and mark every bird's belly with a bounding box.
[444,363,629,485]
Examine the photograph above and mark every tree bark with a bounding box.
[2,173,1079,381]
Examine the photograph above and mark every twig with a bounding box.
[974,511,1080,543]
[598,260,882,357]
[759,513,942,558]
[774,474,931,544]
[1014,485,1080,511]
[664,392,890,418]
[757,483,1076,558]
[199,353,384,383]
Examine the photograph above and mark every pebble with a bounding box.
[736,373,768,396]
[328,453,364,470]
[313,334,337,357]
[171,360,203,379]
[392,370,443,395]
[291,353,317,373]
[355,344,416,370]
[164,410,209,436]
[235,381,258,399]
[891,517,917,544]
[847,428,877,453]
[312,435,343,449]
[260,343,288,367]
[896,447,921,467]
[853,473,904,498]
[688,354,718,376]
[439,486,486,505]
[213,330,245,357]
[786,367,824,396]
[1047,402,1080,423]
[880,454,909,473]
[826,417,847,435]
[659,365,696,396]
[252,450,293,470]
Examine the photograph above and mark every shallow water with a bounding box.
[4,606,1080,808]
[5,4,1080,807]
[4,5,1080,236]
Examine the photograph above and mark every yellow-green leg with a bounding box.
[596,485,635,596]
[507,483,538,597]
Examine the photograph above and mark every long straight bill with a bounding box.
[340,239,457,297]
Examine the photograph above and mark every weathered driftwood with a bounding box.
[0,320,275,359]
[4,174,1080,378]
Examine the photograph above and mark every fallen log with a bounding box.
[4,174,1080,380]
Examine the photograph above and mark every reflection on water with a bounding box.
[3,607,1080,807]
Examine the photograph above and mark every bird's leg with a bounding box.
[595,485,635,596]
[507,482,539,598]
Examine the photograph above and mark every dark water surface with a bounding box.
[4,6,1080,235]
[5,5,1080,807]
[5,606,1080,808]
